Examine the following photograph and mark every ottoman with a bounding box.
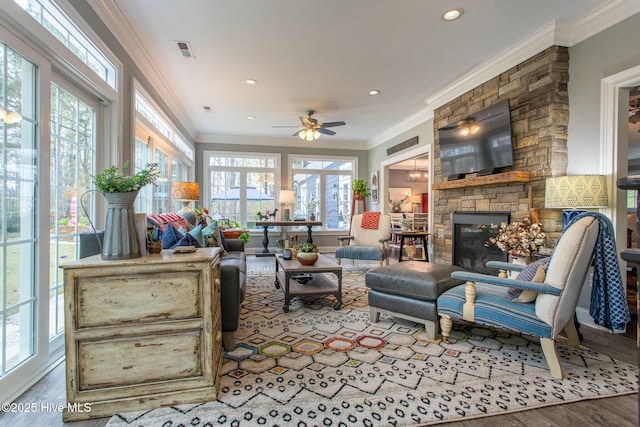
[365,262,466,339]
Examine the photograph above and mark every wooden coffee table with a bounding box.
[274,253,342,312]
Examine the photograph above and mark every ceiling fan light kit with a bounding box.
[275,110,346,141]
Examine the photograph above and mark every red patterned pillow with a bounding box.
[361,212,381,229]
[148,213,190,232]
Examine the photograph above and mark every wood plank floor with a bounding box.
[1,253,637,427]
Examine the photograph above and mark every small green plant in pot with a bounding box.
[351,179,370,198]
[296,242,318,265]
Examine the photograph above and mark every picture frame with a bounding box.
[371,171,379,204]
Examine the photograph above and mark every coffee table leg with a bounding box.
[333,270,342,310]
[283,271,292,312]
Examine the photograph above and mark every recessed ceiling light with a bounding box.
[368,89,381,96]
[246,115,256,120]
[442,8,463,21]
[244,79,258,85]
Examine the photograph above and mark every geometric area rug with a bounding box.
[107,271,638,426]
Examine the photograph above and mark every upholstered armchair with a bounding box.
[335,213,391,267]
[437,216,600,379]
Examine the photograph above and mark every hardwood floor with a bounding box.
[1,253,637,427]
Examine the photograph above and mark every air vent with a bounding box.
[176,41,195,59]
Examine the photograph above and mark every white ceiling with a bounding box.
[96,0,631,147]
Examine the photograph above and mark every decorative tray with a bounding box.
[173,246,197,254]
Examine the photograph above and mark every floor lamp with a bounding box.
[172,181,200,225]
[544,175,608,231]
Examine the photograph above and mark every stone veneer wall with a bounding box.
[432,46,568,264]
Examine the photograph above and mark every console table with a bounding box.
[60,248,222,421]
[255,220,322,257]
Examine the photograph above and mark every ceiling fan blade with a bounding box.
[320,121,346,128]
[292,129,304,137]
[273,125,302,128]
[317,128,336,136]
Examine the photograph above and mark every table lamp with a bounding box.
[172,181,200,225]
[280,189,295,221]
[409,194,422,213]
[544,174,608,230]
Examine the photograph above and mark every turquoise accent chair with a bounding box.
[336,214,391,267]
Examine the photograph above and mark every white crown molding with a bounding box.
[197,134,370,151]
[424,1,640,112]
[87,0,197,140]
[366,107,434,149]
[570,0,640,45]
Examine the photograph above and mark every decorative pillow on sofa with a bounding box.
[202,220,227,255]
[171,232,202,249]
[187,223,205,248]
[161,224,183,249]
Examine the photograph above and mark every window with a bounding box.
[49,81,97,338]
[290,156,356,230]
[134,88,194,214]
[14,0,117,89]
[0,43,37,376]
[204,152,279,228]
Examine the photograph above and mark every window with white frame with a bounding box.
[290,156,356,230]
[14,0,118,89]
[134,89,194,214]
[204,152,279,228]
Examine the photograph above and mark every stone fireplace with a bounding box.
[452,211,510,274]
[432,46,568,264]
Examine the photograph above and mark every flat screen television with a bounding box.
[438,99,514,180]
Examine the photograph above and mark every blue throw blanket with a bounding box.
[560,212,630,333]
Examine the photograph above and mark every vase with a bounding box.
[296,251,318,266]
[508,255,530,279]
[101,190,141,260]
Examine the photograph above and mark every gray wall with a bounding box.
[567,13,640,320]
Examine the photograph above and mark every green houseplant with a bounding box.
[351,179,370,198]
[296,242,318,265]
[92,161,159,193]
[90,161,159,260]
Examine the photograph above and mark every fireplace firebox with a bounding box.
[452,211,510,274]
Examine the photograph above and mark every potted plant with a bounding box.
[351,179,370,198]
[92,161,159,193]
[400,218,411,231]
[296,242,318,265]
[90,161,159,260]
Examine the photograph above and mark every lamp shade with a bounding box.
[279,189,294,203]
[409,194,422,204]
[172,182,200,201]
[544,175,608,208]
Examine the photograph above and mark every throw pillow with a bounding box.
[202,220,227,255]
[507,257,549,299]
[161,224,184,249]
[171,232,202,249]
[511,263,547,303]
[218,226,231,252]
[187,223,205,248]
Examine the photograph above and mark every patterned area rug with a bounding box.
[107,271,638,426]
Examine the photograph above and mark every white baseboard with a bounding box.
[576,306,616,333]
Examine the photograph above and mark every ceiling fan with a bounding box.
[273,110,346,141]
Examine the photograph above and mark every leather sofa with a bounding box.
[79,230,246,351]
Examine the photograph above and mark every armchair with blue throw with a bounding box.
[437,213,630,379]
[335,213,391,267]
